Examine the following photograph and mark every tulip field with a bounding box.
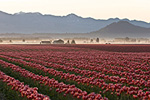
[0,44,149,100]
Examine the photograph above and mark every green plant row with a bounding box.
[0,65,79,100]
[0,73,29,100]
[0,57,136,100]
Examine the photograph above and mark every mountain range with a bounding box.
[0,10,150,34]
[92,21,150,38]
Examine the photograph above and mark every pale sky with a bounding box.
[0,0,150,22]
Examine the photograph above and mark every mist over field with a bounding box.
[0,11,150,44]
[0,1,150,100]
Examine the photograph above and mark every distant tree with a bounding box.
[9,40,12,42]
[71,40,76,44]
[0,40,3,42]
[22,39,25,42]
[66,40,70,44]
[90,39,93,43]
[125,37,129,42]
[138,40,140,42]
[96,38,99,43]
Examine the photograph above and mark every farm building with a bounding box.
[53,39,64,44]
[40,41,51,44]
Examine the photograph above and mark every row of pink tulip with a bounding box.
[0,55,149,100]
[22,50,150,71]
[3,51,149,80]
[0,59,107,100]
[1,54,149,89]
[0,70,50,100]
[20,53,149,80]
[18,56,150,88]
[3,50,150,74]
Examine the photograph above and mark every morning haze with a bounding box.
[0,0,150,44]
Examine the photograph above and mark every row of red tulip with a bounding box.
[39,51,150,72]
[0,55,149,100]
[2,50,149,75]
[1,54,149,89]
[2,51,149,80]
[0,70,50,100]
[19,56,150,88]
[19,54,150,81]
[0,59,108,100]
[0,45,79,52]
[23,49,150,71]
[62,44,150,52]
[0,45,150,100]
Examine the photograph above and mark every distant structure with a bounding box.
[22,39,25,42]
[105,43,111,44]
[96,38,99,43]
[114,37,136,43]
[137,38,149,43]
[90,39,93,43]
[114,37,150,43]
[53,39,64,44]
[71,40,76,44]
[40,41,51,44]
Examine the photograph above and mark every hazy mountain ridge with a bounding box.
[0,11,150,33]
[92,21,150,38]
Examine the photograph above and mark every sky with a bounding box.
[0,0,150,22]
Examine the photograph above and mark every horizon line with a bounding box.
[0,10,149,23]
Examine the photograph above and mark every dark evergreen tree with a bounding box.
[71,40,76,44]
[96,38,99,42]
[90,39,93,43]
[22,39,25,42]
[67,40,70,44]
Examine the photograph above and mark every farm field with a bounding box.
[0,44,149,100]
